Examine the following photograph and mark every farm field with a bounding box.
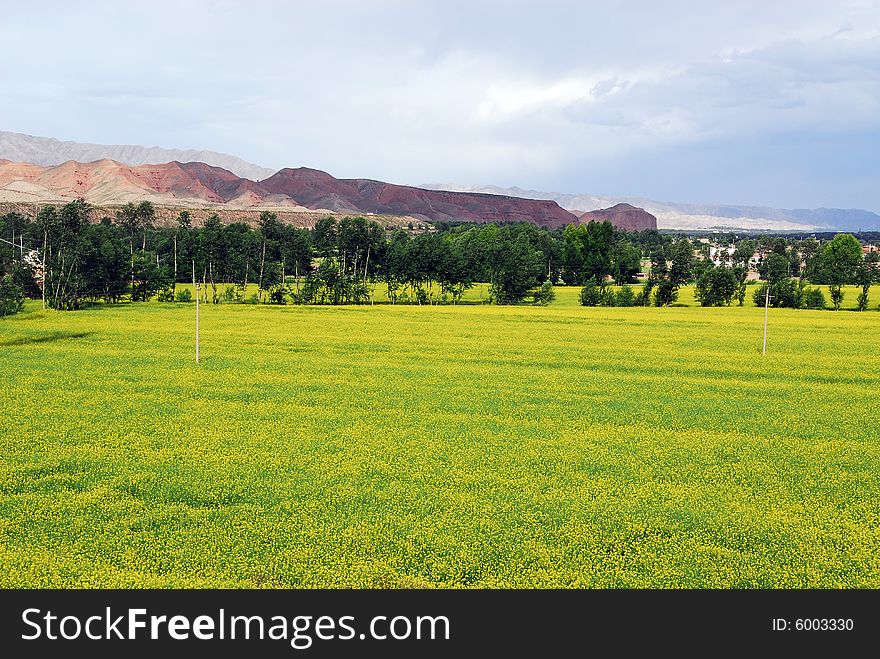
[1,287,879,587]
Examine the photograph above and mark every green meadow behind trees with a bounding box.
[2,294,879,587]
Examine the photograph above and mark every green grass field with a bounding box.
[181,280,867,310]
[1,287,879,587]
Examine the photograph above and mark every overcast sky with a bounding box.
[1,0,879,210]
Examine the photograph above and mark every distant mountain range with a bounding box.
[0,159,578,228]
[0,131,274,181]
[422,184,880,232]
[2,131,876,231]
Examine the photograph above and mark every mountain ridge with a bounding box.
[6,131,875,231]
[0,159,579,228]
[0,131,275,181]
[421,183,880,232]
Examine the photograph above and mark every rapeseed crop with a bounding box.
[0,288,878,587]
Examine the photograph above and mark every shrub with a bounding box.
[579,278,600,306]
[615,285,635,307]
[532,281,555,306]
[654,279,679,306]
[635,280,654,306]
[598,284,616,307]
[223,285,245,304]
[175,288,193,303]
[776,279,804,309]
[753,280,804,309]
[157,285,175,303]
[269,287,287,305]
[752,284,769,307]
[803,287,826,310]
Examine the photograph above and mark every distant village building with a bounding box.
[708,244,737,267]
[696,239,763,275]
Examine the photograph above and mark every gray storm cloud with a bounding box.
[0,0,878,210]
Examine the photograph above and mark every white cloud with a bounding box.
[0,0,878,209]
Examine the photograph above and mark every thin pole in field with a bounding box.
[195,281,200,364]
[42,231,47,310]
[762,285,770,355]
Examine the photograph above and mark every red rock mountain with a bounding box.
[1,159,659,230]
[259,167,577,226]
[578,203,657,231]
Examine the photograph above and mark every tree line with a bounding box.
[0,199,664,312]
[578,233,878,311]
[1,199,876,314]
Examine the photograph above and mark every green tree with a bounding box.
[131,251,168,302]
[760,252,791,284]
[563,220,614,284]
[635,279,654,306]
[490,232,543,304]
[610,240,641,284]
[173,210,192,294]
[812,234,863,310]
[648,242,681,306]
[732,239,756,268]
[201,214,223,303]
[669,238,695,286]
[854,252,878,312]
[0,273,24,317]
[312,217,338,258]
[2,212,27,265]
[731,266,747,306]
[43,199,92,310]
[136,201,155,250]
[752,279,806,309]
[257,211,280,297]
[695,265,739,306]
[649,245,668,279]
[799,238,822,281]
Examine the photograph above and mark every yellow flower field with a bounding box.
[1,288,878,587]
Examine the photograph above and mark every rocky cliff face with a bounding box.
[577,203,657,231]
